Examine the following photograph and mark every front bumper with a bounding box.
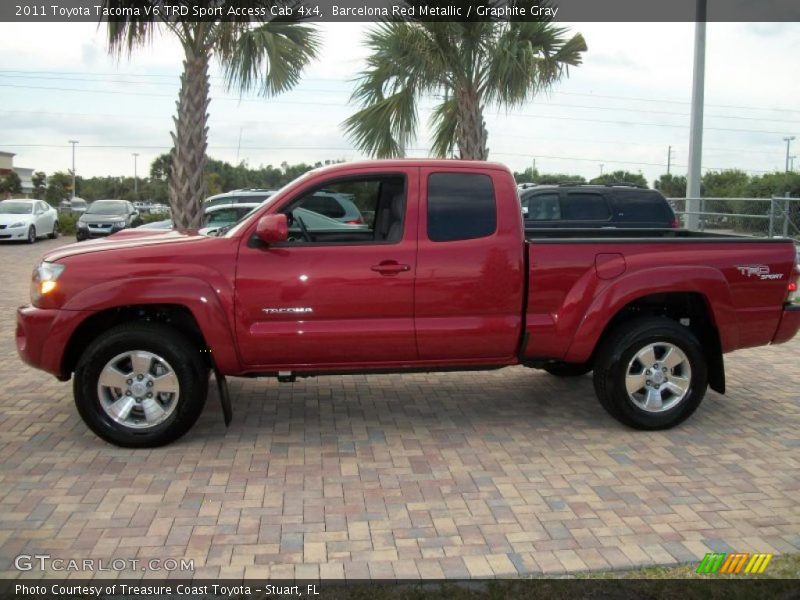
[76,225,126,240]
[772,304,800,345]
[16,305,92,379]
[0,225,30,240]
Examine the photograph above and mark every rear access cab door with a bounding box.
[415,166,525,362]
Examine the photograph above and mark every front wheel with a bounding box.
[49,221,60,239]
[593,317,708,430]
[74,323,209,447]
[27,225,36,244]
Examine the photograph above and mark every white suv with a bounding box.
[204,189,277,208]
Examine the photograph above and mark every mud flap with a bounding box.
[214,369,232,426]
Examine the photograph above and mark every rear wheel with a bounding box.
[49,220,60,239]
[593,317,707,430]
[543,361,592,377]
[27,225,36,244]
[74,323,209,447]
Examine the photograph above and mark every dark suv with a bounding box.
[520,183,679,229]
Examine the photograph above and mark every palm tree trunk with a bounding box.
[169,41,210,229]
[455,87,489,160]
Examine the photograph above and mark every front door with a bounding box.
[235,168,419,369]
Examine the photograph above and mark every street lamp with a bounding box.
[132,153,139,197]
[783,136,795,173]
[68,140,79,199]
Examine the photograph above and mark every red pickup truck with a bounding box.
[16,160,800,447]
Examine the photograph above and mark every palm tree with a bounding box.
[106,2,320,228]
[343,16,586,161]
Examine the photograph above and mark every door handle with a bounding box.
[371,261,411,275]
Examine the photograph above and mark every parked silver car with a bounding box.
[0,199,60,243]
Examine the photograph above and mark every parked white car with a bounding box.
[0,199,59,243]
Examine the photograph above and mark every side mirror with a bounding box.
[256,214,288,244]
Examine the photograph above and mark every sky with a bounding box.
[1,21,799,186]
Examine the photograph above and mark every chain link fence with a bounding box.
[669,197,800,240]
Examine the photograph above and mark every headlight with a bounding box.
[111,220,126,229]
[9,221,25,228]
[31,262,65,305]
[77,221,88,229]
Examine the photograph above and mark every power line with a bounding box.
[1,142,775,173]
[4,68,800,114]
[3,73,800,125]
[0,108,784,155]
[2,82,796,136]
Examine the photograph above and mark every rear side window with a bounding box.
[562,193,611,221]
[612,193,671,222]
[303,194,346,219]
[428,173,496,242]
[523,192,561,220]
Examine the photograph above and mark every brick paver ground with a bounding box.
[1,238,798,579]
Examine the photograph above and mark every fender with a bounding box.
[60,276,241,374]
[562,265,737,364]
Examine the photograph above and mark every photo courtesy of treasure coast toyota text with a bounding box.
[1,0,799,598]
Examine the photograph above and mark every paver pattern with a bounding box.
[1,238,798,579]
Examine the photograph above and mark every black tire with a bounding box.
[27,225,36,244]
[543,361,592,377]
[49,220,60,239]
[593,317,708,430]
[74,323,209,447]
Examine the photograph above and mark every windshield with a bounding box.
[0,202,33,215]
[86,201,128,215]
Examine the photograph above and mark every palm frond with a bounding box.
[221,21,320,96]
[343,86,418,158]
[429,96,460,158]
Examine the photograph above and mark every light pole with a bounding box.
[667,145,676,175]
[685,0,706,230]
[783,136,795,173]
[599,163,604,176]
[68,140,79,199]
[132,153,139,197]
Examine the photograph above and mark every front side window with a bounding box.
[280,175,405,244]
[427,173,496,242]
[523,192,561,220]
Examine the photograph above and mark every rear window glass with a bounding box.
[427,173,496,242]
[303,195,346,219]
[562,193,610,221]
[523,192,561,220]
[612,193,671,222]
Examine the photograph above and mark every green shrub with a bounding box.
[58,213,80,235]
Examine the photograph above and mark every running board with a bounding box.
[214,369,232,426]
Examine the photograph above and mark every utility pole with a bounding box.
[132,153,139,197]
[68,140,79,199]
[667,146,676,175]
[685,0,706,230]
[783,136,795,173]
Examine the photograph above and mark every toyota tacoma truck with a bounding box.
[16,160,800,447]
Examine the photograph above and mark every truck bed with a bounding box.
[525,228,793,242]
[522,230,797,365]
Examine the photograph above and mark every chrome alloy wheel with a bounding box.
[624,342,692,413]
[97,350,180,429]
